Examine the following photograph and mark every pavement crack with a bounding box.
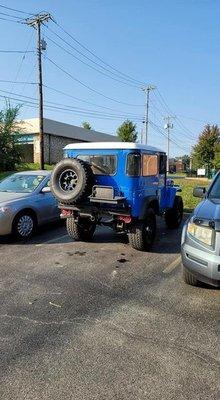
[104,321,220,368]
[0,314,100,326]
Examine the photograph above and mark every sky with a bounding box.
[0,0,219,156]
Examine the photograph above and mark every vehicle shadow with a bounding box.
[0,219,184,255]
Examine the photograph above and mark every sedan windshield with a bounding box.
[209,173,220,198]
[0,174,45,193]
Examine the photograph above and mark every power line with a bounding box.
[9,31,34,95]
[53,19,145,86]
[0,80,36,84]
[0,4,34,16]
[45,55,143,107]
[0,89,143,120]
[149,120,190,152]
[45,34,139,88]
[44,85,140,113]
[0,16,23,23]
[0,93,142,122]
[0,11,23,19]
[0,49,34,53]
[46,25,142,87]
[153,89,197,140]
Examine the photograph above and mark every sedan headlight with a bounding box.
[187,222,214,246]
[0,206,11,213]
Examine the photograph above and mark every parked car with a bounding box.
[50,142,183,251]
[0,171,59,239]
[181,171,220,287]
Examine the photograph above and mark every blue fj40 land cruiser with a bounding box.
[51,142,183,251]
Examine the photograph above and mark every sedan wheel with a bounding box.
[13,212,36,239]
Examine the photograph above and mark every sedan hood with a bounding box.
[0,191,30,206]
[193,198,220,230]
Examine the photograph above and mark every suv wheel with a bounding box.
[183,266,199,286]
[165,196,183,229]
[128,208,156,251]
[50,158,94,204]
[66,217,96,241]
[13,211,36,240]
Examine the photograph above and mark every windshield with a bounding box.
[0,174,45,193]
[209,173,220,198]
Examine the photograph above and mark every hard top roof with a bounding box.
[64,142,164,153]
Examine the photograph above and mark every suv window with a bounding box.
[126,153,141,176]
[77,154,117,175]
[209,173,220,198]
[142,154,158,176]
[159,155,167,174]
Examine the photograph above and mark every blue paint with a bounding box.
[64,147,178,218]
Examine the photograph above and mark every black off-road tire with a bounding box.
[66,217,96,241]
[165,196,183,229]
[128,208,156,251]
[50,158,94,204]
[183,266,199,286]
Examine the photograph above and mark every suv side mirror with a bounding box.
[41,186,51,194]
[193,187,206,198]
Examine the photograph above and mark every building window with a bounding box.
[142,154,158,176]
[77,154,117,175]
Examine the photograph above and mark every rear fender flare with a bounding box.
[139,196,159,219]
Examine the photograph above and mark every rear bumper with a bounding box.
[59,203,131,217]
[181,243,220,287]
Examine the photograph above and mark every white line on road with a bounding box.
[35,234,69,247]
[163,255,181,274]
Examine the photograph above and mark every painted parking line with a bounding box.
[163,255,181,274]
[35,234,69,247]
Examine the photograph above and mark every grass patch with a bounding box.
[174,178,209,212]
[0,163,53,181]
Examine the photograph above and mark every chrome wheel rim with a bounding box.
[17,215,34,237]
[59,169,78,191]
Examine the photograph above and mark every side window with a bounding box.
[126,153,141,176]
[142,154,158,176]
[159,155,167,174]
[77,155,117,175]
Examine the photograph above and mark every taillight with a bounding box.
[117,215,132,224]
[60,209,72,218]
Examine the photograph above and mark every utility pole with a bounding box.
[141,85,156,145]
[164,116,175,173]
[26,13,51,170]
[189,146,193,171]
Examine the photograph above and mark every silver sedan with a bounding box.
[0,170,60,239]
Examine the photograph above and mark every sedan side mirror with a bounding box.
[41,186,51,194]
[193,187,206,198]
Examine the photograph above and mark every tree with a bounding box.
[214,141,220,169]
[192,124,220,170]
[82,121,92,130]
[181,154,190,170]
[117,120,138,142]
[0,102,22,171]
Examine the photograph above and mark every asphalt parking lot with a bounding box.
[0,221,219,400]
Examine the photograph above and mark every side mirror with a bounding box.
[193,187,206,198]
[41,186,51,194]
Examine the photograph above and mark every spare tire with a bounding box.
[50,158,94,204]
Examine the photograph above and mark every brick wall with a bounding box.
[34,134,86,164]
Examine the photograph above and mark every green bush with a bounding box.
[0,103,22,171]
